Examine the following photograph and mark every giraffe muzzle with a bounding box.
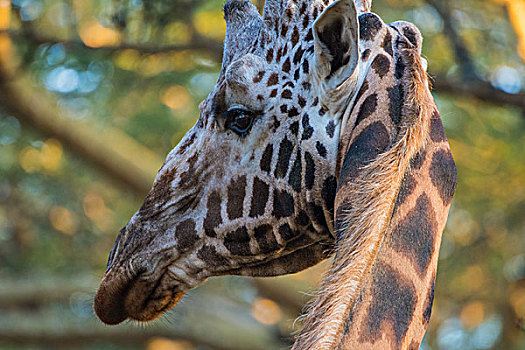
[93,268,131,325]
[94,263,185,325]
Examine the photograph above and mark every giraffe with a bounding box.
[93,1,457,349]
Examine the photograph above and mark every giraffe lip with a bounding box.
[94,267,185,325]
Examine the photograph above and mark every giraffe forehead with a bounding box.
[225,53,268,86]
[223,54,276,111]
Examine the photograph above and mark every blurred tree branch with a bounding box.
[432,74,525,110]
[0,60,160,197]
[0,275,308,323]
[424,0,477,80]
[0,320,271,350]
[425,0,525,110]
[2,28,223,61]
[6,13,525,113]
[253,278,307,316]
[0,331,217,349]
[0,278,289,350]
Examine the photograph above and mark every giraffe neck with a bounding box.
[293,15,457,349]
[336,108,454,349]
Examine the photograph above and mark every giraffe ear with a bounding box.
[313,0,360,94]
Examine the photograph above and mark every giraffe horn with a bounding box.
[222,0,262,67]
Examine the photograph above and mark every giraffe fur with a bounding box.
[293,16,442,348]
[93,1,457,349]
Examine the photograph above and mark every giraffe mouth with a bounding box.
[94,266,185,325]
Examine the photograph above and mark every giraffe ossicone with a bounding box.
[94,1,456,349]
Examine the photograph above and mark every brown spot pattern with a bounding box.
[361,262,417,347]
[371,54,390,78]
[250,177,269,218]
[340,121,390,180]
[355,93,378,126]
[390,194,436,276]
[273,189,294,218]
[204,191,222,237]
[254,224,279,253]
[197,245,228,267]
[430,117,447,143]
[359,13,383,41]
[175,219,198,252]
[227,176,246,220]
[429,150,457,205]
[274,137,294,179]
[260,144,273,173]
[224,227,251,256]
[267,73,279,86]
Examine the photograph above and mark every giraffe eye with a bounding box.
[225,108,255,138]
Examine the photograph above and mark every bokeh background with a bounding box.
[0,0,523,349]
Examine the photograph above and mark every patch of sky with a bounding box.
[14,0,42,21]
[57,97,92,120]
[472,316,502,349]
[89,61,113,79]
[43,60,107,95]
[491,66,522,94]
[194,57,218,69]
[77,69,103,94]
[189,73,218,97]
[131,0,143,9]
[30,140,43,148]
[453,9,484,31]
[44,67,79,93]
[17,173,46,198]
[46,1,73,27]
[504,254,525,283]
[33,44,53,66]
[46,44,66,66]
[0,116,21,146]
[438,318,469,350]
[438,315,503,350]
[406,5,443,34]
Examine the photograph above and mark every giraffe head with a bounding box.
[94,0,376,325]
